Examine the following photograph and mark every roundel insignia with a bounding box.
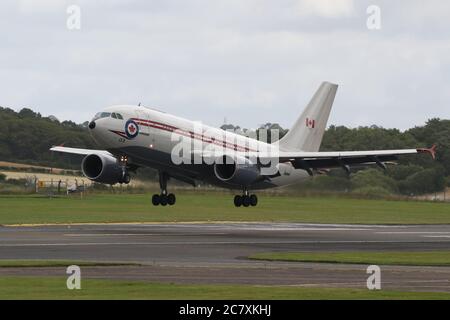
[125,120,139,139]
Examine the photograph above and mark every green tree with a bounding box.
[351,169,398,194]
[398,167,446,195]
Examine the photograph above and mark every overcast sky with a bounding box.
[1,0,449,130]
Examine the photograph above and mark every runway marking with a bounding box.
[64,234,158,237]
[377,232,450,234]
[217,228,372,231]
[283,283,362,287]
[63,233,228,237]
[1,240,450,247]
[423,236,450,239]
[393,280,450,283]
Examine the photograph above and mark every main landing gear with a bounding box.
[152,171,176,206]
[152,193,176,206]
[234,190,258,207]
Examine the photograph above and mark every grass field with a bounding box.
[0,193,449,225]
[249,251,450,266]
[0,277,449,299]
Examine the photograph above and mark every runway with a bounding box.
[1,222,450,292]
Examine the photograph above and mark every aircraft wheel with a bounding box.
[167,193,176,206]
[242,195,250,207]
[160,194,168,206]
[250,194,258,206]
[234,195,242,207]
[151,194,160,206]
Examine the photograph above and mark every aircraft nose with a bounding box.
[88,121,96,129]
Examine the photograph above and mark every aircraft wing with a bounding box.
[50,146,113,157]
[274,147,433,173]
[51,146,197,186]
[257,145,436,174]
[197,145,436,176]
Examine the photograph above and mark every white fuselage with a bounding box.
[89,105,310,189]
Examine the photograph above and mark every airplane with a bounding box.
[50,82,436,207]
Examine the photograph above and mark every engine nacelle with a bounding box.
[214,155,261,186]
[82,153,124,184]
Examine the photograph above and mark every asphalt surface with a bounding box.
[1,222,450,292]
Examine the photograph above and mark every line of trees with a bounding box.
[1,106,448,196]
[317,120,449,196]
[0,107,94,168]
[223,119,449,196]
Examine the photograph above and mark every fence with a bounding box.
[34,177,94,196]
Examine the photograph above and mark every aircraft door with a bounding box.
[134,109,149,137]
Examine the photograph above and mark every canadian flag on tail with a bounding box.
[306,117,315,129]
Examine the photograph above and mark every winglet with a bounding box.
[417,144,437,160]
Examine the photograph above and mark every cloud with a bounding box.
[17,0,66,14]
[295,0,355,17]
[0,0,448,130]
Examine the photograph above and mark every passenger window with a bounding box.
[111,113,117,119]
[116,113,123,120]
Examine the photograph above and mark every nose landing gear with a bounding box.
[120,171,131,184]
[119,156,131,184]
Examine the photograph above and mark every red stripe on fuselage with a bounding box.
[109,130,129,139]
[131,118,257,152]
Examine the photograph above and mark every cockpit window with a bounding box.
[92,111,123,121]
[93,112,111,120]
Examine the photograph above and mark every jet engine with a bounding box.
[213,155,262,186]
[81,153,129,184]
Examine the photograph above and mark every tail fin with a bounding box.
[278,81,338,151]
